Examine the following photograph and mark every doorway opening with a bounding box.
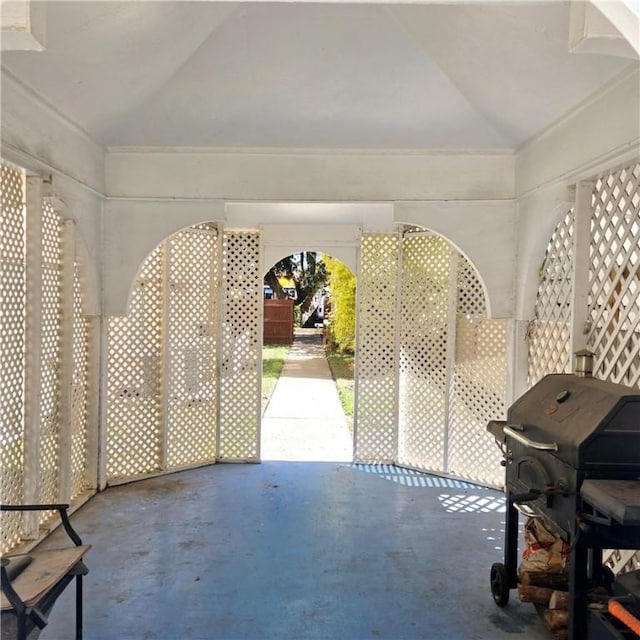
[261,252,355,462]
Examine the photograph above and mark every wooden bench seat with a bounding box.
[1,505,90,640]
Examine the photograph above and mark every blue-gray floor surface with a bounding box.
[39,462,550,640]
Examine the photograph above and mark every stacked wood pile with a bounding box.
[518,571,569,639]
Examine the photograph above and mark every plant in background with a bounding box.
[324,256,356,354]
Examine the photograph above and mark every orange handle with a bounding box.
[608,599,640,636]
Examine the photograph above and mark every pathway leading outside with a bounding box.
[261,329,352,462]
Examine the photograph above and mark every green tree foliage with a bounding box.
[324,256,356,353]
[264,256,295,299]
[265,253,327,326]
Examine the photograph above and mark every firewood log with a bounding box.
[517,584,554,605]
[549,590,570,610]
[520,570,569,590]
[544,608,569,630]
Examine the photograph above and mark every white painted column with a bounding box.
[508,319,530,402]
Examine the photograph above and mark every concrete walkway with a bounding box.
[261,329,352,462]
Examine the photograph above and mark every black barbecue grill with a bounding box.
[487,361,640,640]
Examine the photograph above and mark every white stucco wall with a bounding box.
[103,199,225,315]
[515,67,639,197]
[261,225,360,275]
[2,51,638,328]
[513,185,576,323]
[1,74,105,316]
[105,150,515,202]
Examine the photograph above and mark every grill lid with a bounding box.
[507,374,640,470]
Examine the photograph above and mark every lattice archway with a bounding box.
[355,228,507,487]
[524,159,640,576]
[106,225,261,484]
[527,209,575,386]
[526,161,640,393]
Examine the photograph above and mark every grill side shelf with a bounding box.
[580,479,640,526]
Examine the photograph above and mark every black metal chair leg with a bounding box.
[17,611,27,640]
[76,573,83,640]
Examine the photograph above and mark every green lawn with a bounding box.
[262,344,290,414]
[326,350,355,433]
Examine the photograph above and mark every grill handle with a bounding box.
[503,426,558,452]
[512,502,543,518]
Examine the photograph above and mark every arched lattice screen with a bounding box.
[355,230,506,486]
[0,162,95,553]
[525,159,640,576]
[106,226,261,484]
[527,209,575,386]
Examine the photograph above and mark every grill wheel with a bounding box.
[490,562,510,607]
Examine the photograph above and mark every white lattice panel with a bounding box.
[38,201,63,507]
[528,210,575,386]
[0,163,26,551]
[218,230,261,461]
[587,162,640,388]
[166,226,218,468]
[354,234,400,462]
[1,164,94,550]
[457,254,487,318]
[398,234,450,471]
[107,246,164,479]
[70,260,89,499]
[590,162,640,575]
[449,318,506,486]
[604,548,640,576]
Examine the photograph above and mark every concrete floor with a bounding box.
[38,463,550,640]
[35,331,550,639]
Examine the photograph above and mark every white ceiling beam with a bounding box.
[570,1,639,59]
[1,0,45,51]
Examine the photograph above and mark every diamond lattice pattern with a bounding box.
[70,261,90,499]
[587,162,640,388]
[106,225,261,479]
[1,163,94,552]
[398,234,450,471]
[355,231,506,485]
[218,230,261,461]
[38,201,63,508]
[354,234,400,462]
[167,226,219,467]
[0,163,26,550]
[107,246,164,480]
[449,317,506,486]
[528,210,575,386]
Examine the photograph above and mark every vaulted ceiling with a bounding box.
[1,1,635,151]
